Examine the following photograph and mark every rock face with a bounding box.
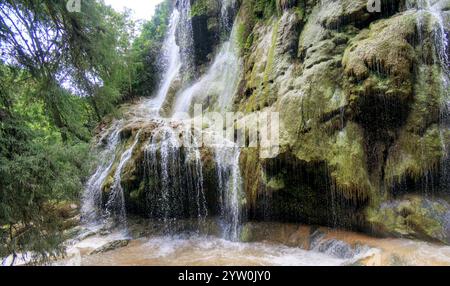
[91,0,450,244]
[91,239,130,255]
[368,195,450,244]
[232,0,450,241]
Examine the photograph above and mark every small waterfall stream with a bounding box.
[150,9,182,111]
[215,145,243,241]
[104,131,141,227]
[143,126,207,224]
[178,0,195,77]
[407,0,449,192]
[173,18,242,114]
[81,121,122,226]
[220,0,238,34]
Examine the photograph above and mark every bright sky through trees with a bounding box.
[104,0,164,21]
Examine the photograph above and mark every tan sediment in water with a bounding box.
[61,221,450,266]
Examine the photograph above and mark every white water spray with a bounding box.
[104,131,141,227]
[173,21,242,114]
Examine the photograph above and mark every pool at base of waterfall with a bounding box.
[57,220,450,266]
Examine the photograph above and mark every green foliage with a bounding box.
[128,0,172,99]
[0,0,175,264]
[0,64,91,265]
[253,0,278,20]
[190,0,209,18]
[0,0,136,138]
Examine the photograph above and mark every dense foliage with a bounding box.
[127,0,171,99]
[0,0,172,265]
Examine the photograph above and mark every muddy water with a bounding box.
[60,221,450,266]
[80,236,348,266]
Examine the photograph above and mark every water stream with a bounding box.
[81,121,122,226]
[150,9,182,111]
[104,131,141,227]
[173,18,242,114]
[143,126,207,225]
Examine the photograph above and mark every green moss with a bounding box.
[241,17,280,113]
[292,6,304,20]
[190,0,209,18]
[237,23,248,53]
[328,123,373,202]
[385,125,444,184]
[367,196,448,243]
[262,170,285,191]
[254,0,278,20]
[263,18,279,85]
[240,148,264,209]
[343,13,417,102]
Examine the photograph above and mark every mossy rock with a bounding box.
[367,195,450,244]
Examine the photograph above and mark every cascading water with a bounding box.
[215,144,243,241]
[177,0,196,78]
[82,1,244,240]
[143,126,207,226]
[81,6,187,229]
[81,121,122,226]
[220,0,238,34]
[149,9,182,111]
[171,9,245,239]
[173,20,242,114]
[104,131,141,227]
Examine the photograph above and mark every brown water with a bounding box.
[58,221,450,266]
[77,235,349,266]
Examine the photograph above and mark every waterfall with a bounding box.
[170,11,244,239]
[220,0,238,34]
[150,9,182,111]
[177,0,195,77]
[408,0,449,73]
[104,131,141,227]
[173,20,242,114]
[215,144,243,241]
[81,121,122,226]
[82,1,244,240]
[143,126,207,226]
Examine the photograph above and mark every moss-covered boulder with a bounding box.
[368,195,450,244]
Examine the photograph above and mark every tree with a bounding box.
[0,0,135,141]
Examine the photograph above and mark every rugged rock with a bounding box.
[233,0,450,239]
[91,239,130,255]
[368,195,450,244]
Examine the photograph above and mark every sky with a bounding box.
[103,0,165,21]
